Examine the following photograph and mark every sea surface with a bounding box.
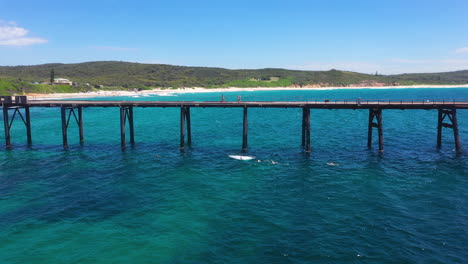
[1,88,467,264]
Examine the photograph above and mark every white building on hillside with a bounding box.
[54,78,73,85]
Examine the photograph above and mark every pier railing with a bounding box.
[0,95,28,104]
[274,98,468,105]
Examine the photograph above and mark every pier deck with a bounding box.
[25,100,468,109]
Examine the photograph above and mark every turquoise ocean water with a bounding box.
[1,88,467,263]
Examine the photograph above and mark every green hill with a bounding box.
[0,61,467,95]
[390,70,468,84]
[0,61,393,89]
[0,78,28,95]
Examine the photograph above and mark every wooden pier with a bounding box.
[1,96,467,152]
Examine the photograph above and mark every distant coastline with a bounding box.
[26,84,468,100]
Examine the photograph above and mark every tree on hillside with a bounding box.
[50,69,55,84]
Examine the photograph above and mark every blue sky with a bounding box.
[1,0,467,74]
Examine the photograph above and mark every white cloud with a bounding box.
[0,37,48,46]
[0,20,47,46]
[0,26,28,40]
[0,20,17,26]
[92,46,138,51]
[455,47,468,54]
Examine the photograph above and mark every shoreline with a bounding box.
[25,84,468,100]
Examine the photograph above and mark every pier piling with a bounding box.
[437,110,443,148]
[78,107,84,144]
[120,106,134,149]
[185,107,191,145]
[301,108,306,146]
[61,106,83,148]
[120,107,126,149]
[128,107,134,145]
[25,106,32,145]
[179,106,192,150]
[437,109,461,152]
[302,108,311,152]
[368,109,384,152]
[180,106,186,150]
[3,106,11,148]
[242,106,248,152]
[2,105,31,148]
[61,107,68,148]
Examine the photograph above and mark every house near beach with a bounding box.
[53,78,73,85]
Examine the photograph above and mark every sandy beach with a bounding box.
[25,84,468,100]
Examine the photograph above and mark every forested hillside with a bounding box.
[0,61,467,95]
[390,70,468,84]
[0,61,395,89]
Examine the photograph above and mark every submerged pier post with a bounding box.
[437,109,461,152]
[61,106,68,148]
[3,106,11,148]
[242,106,248,152]
[368,109,383,152]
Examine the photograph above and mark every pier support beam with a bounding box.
[301,108,306,146]
[437,108,461,152]
[3,105,11,148]
[120,106,134,149]
[61,107,67,148]
[180,106,185,150]
[186,107,191,146]
[368,108,383,152]
[242,106,248,152]
[25,106,32,145]
[78,107,84,144]
[180,106,192,151]
[128,107,134,145]
[302,107,311,152]
[2,105,32,148]
[61,106,84,148]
